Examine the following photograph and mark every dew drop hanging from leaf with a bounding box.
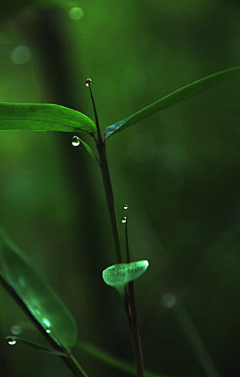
[7,337,17,346]
[71,136,81,147]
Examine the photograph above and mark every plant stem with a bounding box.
[127,282,145,377]
[96,140,123,264]
[0,274,87,377]
[96,139,145,377]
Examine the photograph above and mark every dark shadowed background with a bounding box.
[0,1,240,377]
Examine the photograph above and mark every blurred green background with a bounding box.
[0,1,240,376]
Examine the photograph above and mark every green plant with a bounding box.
[0,61,239,377]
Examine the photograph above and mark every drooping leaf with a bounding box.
[105,66,240,139]
[102,260,149,294]
[80,139,99,162]
[0,228,77,350]
[76,340,176,377]
[6,336,67,357]
[0,103,96,135]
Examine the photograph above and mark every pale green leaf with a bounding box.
[102,260,149,294]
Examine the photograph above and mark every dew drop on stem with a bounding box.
[122,217,127,224]
[72,136,81,147]
[123,204,128,210]
[85,78,92,87]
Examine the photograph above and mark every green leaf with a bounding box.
[6,336,67,357]
[102,260,149,294]
[76,340,177,377]
[80,139,100,162]
[105,66,240,139]
[0,228,77,350]
[0,103,96,135]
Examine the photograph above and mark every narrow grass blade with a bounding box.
[6,336,67,357]
[0,228,77,350]
[0,103,96,135]
[76,340,177,377]
[105,66,240,139]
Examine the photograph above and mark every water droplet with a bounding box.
[161,293,176,308]
[85,78,92,87]
[46,329,51,334]
[123,204,128,210]
[72,136,81,147]
[122,217,127,224]
[7,338,17,346]
[11,325,21,335]
[69,7,84,20]
[10,45,31,65]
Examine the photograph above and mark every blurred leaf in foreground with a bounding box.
[0,228,77,350]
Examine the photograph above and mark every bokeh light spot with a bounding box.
[161,293,176,308]
[11,325,21,335]
[10,46,31,65]
[69,7,84,20]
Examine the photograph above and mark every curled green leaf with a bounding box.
[102,260,149,294]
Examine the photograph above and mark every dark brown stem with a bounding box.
[96,139,123,264]
[127,282,145,377]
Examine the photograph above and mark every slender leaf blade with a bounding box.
[0,228,77,350]
[105,66,240,139]
[76,340,177,377]
[6,336,67,356]
[0,103,96,134]
[80,139,99,162]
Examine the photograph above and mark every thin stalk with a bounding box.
[88,80,145,377]
[96,140,123,264]
[96,141,145,377]
[123,213,145,377]
[124,211,130,263]
[87,79,103,144]
[0,274,88,377]
[127,282,145,377]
